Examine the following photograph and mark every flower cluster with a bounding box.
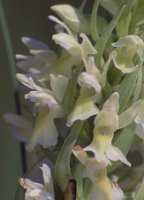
[4,0,144,200]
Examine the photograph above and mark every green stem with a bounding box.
[79,0,87,11]
[0,0,17,91]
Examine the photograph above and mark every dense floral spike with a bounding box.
[4,1,144,199]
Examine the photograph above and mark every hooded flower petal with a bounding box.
[112,35,144,73]
[25,90,58,108]
[52,33,81,57]
[16,73,52,94]
[85,56,101,80]
[66,88,99,127]
[78,72,101,92]
[50,4,90,33]
[78,56,101,92]
[112,49,138,73]
[94,93,119,135]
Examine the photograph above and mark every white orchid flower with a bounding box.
[112,35,144,73]
[15,73,68,151]
[66,57,102,127]
[3,110,62,151]
[52,32,97,66]
[73,146,125,200]
[20,164,54,200]
[83,93,131,166]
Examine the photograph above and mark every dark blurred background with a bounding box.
[0,0,92,199]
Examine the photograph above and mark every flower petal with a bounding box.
[48,15,72,36]
[106,145,131,166]
[27,110,59,151]
[118,100,144,129]
[40,164,54,196]
[52,33,81,57]
[112,35,144,48]
[85,56,101,80]
[16,73,45,92]
[112,35,144,73]
[78,72,101,92]
[51,4,89,33]
[20,178,53,200]
[66,88,99,127]
[112,50,138,74]
[21,37,49,50]
[25,91,58,108]
[111,182,125,200]
[80,33,97,56]
[3,113,32,142]
[102,92,119,113]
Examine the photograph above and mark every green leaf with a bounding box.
[114,126,134,156]
[116,0,135,37]
[134,181,144,200]
[90,0,100,42]
[130,4,144,32]
[133,65,143,103]
[72,163,84,200]
[100,0,119,16]
[63,65,82,116]
[108,125,134,173]
[54,121,84,191]
[95,4,125,67]
[117,68,139,112]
